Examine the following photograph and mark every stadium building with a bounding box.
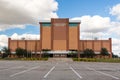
[8,18,112,58]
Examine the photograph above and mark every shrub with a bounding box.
[1,47,11,58]
[72,58,120,63]
[100,48,109,56]
[83,49,95,58]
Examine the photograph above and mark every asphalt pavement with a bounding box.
[0,60,120,80]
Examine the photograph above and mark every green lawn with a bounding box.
[0,57,48,61]
[73,58,120,63]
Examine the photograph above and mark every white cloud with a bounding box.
[108,22,120,36]
[110,4,120,55]
[0,24,25,31]
[80,32,109,40]
[112,38,120,56]
[0,35,8,49]
[72,15,112,33]
[110,4,120,20]
[112,38,120,46]
[11,33,40,40]
[0,0,58,31]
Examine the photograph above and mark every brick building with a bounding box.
[8,18,112,58]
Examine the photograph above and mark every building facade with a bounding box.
[8,18,112,58]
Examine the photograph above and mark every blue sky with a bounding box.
[0,25,40,36]
[0,0,120,56]
[56,0,119,18]
[1,0,120,35]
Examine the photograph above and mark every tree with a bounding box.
[23,49,28,57]
[112,52,119,58]
[83,48,95,58]
[27,51,32,58]
[15,48,24,58]
[1,47,11,58]
[15,48,32,58]
[100,48,109,56]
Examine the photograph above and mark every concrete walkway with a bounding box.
[48,58,73,62]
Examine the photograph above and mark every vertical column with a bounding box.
[40,23,42,51]
[109,38,112,58]
[17,40,19,48]
[66,19,69,51]
[100,40,103,58]
[78,23,80,58]
[25,40,27,51]
[51,18,54,50]
[101,40,103,50]
[35,40,37,57]
[8,38,11,57]
[82,41,84,51]
[92,41,94,51]
[8,38,11,49]
[40,23,42,58]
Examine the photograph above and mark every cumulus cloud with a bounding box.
[0,24,25,31]
[110,3,120,56]
[112,38,120,56]
[108,22,120,36]
[110,4,120,20]
[0,35,8,49]
[72,15,112,33]
[0,0,58,31]
[11,33,40,40]
[80,32,109,40]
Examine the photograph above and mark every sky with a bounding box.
[0,0,120,56]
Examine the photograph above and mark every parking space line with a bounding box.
[69,66,82,79]
[86,67,119,80]
[0,66,24,72]
[44,66,56,78]
[10,66,40,77]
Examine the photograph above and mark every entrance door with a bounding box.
[53,54,67,58]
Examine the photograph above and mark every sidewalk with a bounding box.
[48,58,73,62]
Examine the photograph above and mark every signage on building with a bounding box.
[53,23,66,27]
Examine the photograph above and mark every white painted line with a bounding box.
[86,67,119,80]
[44,66,55,78]
[70,66,82,79]
[0,66,24,71]
[10,66,40,77]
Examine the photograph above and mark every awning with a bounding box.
[42,51,71,54]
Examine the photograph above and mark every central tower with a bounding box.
[51,18,69,51]
[40,18,80,52]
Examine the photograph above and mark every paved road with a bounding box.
[0,61,120,80]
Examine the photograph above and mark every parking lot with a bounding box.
[0,61,120,80]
